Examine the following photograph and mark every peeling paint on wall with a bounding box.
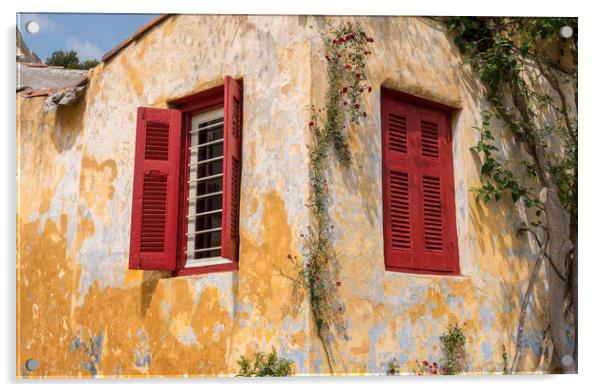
[17,15,550,378]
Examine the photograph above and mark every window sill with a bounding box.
[384,265,461,277]
[185,256,233,269]
[175,258,238,277]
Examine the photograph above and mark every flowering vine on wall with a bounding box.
[287,19,374,374]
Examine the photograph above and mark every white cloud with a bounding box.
[64,36,104,61]
[20,13,57,34]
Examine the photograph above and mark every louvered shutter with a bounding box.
[382,96,419,270]
[129,107,182,270]
[415,108,459,273]
[221,76,243,263]
[382,92,459,274]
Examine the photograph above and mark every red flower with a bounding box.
[337,53,342,58]
[342,87,348,93]
[368,86,373,93]
[336,281,341,287]
[367,37,374,43]
[338,306,343,311]
[345,33,355,40]
[422,360,429,366]
[354,103,360,109]
[443,367,449,373]
[308,121,314,127]
[315,276,320,281]
[433,362,438,368]
[362,112,367,118]
[343,101,348,106]
[345,64,352,70]
[355,73,361,79]
[364,51,368,55]
[287,254,292,259]
[325,55,331,62]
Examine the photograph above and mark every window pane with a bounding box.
[186,109,224,264]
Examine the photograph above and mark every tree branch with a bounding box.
[511,231,549,373]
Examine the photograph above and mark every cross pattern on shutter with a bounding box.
[381,89,459,275]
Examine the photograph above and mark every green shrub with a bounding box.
[439,324,467,374]
[236,348,294,377]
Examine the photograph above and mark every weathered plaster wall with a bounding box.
[17,15,548,377]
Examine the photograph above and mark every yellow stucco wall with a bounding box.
[17,15,548,377]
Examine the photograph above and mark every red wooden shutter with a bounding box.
[382,96,419,270]
[221,76,243,263]
[129,107,182,270]
[381,91,459,274]
[415,108,459,273]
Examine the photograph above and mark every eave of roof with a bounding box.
[101,14,171,63]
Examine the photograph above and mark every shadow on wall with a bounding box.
[140,270,172,318]
[51,94,88,153]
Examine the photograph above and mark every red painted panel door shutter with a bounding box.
[382,97,419,270]
[221,76,243,263]
[129,107,182,270]
[382,92,459,274]
[414,107,459,273]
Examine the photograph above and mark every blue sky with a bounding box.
[17,13,159,62]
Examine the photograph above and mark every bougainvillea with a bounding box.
[288,20,374,374]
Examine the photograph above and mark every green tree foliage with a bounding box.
[46,50,99,69]
[446,17,577,373]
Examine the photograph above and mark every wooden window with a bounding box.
[381,88,459,275]
[129,76,243,275]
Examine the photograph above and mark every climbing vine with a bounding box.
[446,17,577,373]
[287,20,374,374]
